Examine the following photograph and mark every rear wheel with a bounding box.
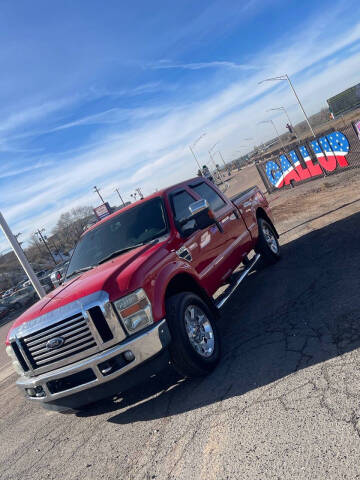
[166,292,221,377]
[256,217,280,264]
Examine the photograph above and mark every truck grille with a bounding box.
[21,313,97,370]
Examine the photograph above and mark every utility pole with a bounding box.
[0,212,46,298]
[93,185,105,204]
[35,229,57,266]
[115,188,125,207]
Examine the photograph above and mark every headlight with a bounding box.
[114,289,153,334]
[5,345,24,375]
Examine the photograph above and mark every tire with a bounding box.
[166,292,221,378]
[256,217,281,264]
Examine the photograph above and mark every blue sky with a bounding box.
[1,0,360,253]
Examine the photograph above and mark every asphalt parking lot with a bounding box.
[1,198,360,479]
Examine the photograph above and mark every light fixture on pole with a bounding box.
[267,106,298,140]
[258,120,285,150]
[258,74,315,137]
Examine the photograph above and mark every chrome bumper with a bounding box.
[16,319,170,404]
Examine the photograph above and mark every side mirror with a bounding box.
[188,199,216,230]
[177,199,216,237]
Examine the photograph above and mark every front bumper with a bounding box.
[16,319,171,410]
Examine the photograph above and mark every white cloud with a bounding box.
[148,60,257,71]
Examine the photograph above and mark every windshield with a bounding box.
[66,197,168,278]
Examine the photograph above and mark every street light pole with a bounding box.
[189,132,207,172]
[286,74,315,137]
[93,185,105,204]
[267,107,299,140]
[258,74,316,137]
[0,212,46,298]
[258,120,285,150]
[189,145,201,171]
[217,150,226,168]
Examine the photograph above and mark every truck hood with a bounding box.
[7,242,162,342]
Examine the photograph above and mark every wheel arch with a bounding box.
[164,272,220,320]
[256,207,279,238]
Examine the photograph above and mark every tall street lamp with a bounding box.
[258,74,315,137]
[267,106,299,140]
[258,119,285,150]
[208,141,219,162]
[189,132,206,171]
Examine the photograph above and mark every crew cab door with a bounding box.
[188,180,252,289]
[169,187,232,292]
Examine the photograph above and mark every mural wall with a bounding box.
[257,123,360,192]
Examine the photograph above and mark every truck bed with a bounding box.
[230,185,259,207]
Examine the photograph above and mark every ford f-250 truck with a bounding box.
[6,178,280,412]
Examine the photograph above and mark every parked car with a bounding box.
[5,178,280,412]
[22,270,54,290]
[50,261,69,288]
[0,305,10,319]
[2,288,15,299]
[1,296,22,311]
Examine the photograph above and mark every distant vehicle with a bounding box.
[36,270,48,278]
[0,305,10,319]
[1,295,22,311]
[22,270,54,289]
[8,286,38,310]
[50,261,69,287]
[2,288,15,299]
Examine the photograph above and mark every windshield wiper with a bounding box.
[97,243,147,265]
[97,240,160,265]
[66,265,96,279]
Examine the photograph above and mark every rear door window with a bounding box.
[190,182,226,212]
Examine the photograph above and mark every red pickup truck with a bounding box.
[5,178,280,412]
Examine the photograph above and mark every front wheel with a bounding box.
[256,217,281,264]
[166,292,221,378]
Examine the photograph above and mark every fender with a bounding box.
[151,259,205,321]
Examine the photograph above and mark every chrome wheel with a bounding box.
[262,224,279,254]
[184,305,215,358]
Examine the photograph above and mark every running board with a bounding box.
[215,253,261,309]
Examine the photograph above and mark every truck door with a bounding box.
[170,188,230,293]
[188,180,252,289]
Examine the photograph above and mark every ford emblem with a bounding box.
[46,337,65,350]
